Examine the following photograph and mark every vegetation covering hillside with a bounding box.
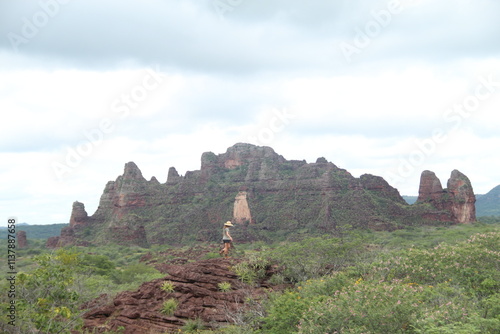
[476,185,500,216]
[0,223,67,240]
[1,220,499,333]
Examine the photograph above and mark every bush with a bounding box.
[232,253,270,285]
[80,253,115,276]
[261,290,311,334]
[299,281,425,333]
[265,236,365,282]
[182,318,205,332]
[218,282,232,292]
[371,232,500,298]
[160,298,178,316]
[161,280,175,293]
[110,262,162,284]
[1,249,84,333]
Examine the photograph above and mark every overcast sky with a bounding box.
[1,0,499,225]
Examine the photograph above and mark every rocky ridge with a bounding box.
[82,257,275,333]
[48,143,477,248]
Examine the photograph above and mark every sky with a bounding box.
[1,0,499,225]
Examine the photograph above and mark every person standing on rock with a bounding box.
[220,221,234,257]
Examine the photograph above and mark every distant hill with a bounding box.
[0,222,29,229]
[476,185,500,216]
[0,223,68,240]
[402,196,418,205]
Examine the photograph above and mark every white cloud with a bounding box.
[1,0,499,224]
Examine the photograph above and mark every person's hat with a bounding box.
[224,221,234,227]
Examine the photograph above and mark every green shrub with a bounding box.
[298,281,423,333]
[232,253,270,285]
[218,282,232,292]
[110,262,162,284]
[261,290,309,334]
[160,298,178,316]
[4,249,84,333]
[182,318,205,332]
[371,232,500,298]
[161,280,175,293]
[233,262,258,285]
[80,253,115,276]
[266,236,365,282]
[268,273,286,285]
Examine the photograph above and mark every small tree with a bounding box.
[15,248,83,333]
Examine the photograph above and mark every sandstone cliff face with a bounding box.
[447,170,476,223]
[93,162,151,224]
[416,169,476,224]
[233,191,252,223]
[48,143,477,248]
[417,170,445,203]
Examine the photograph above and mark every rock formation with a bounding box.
[17,231,27,248]
[233,191,252,223]
[46,201,93,248]
[446,170,476,223]
[69,201,88,227]
[83,258,275,333]
[47,143,477,248]
[416,169,476,223]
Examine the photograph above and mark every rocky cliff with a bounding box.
[48,143,476,248]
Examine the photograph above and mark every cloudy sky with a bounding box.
[1,0,499,225]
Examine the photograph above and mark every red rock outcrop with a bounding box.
[166,166,182,185]
[417,170,445,203]
[83,258,274,333]
[447,170,476,223]
[46,201,93,248]
[416,170,476,224]
[17,231,27,248]
[69,201,89,227]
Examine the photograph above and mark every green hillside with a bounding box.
[476,185,500,216]
[0,223,68,240]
